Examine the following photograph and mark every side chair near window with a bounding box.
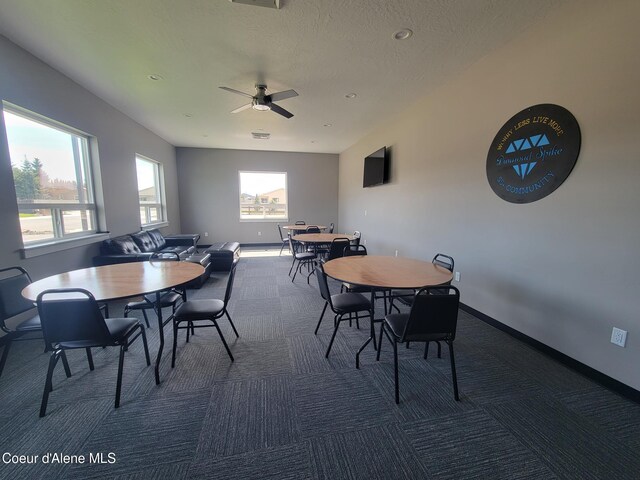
[288,236,317,283]
[377,285,461,404]
[0,267,42,378]
[171,259,239,367]
[36,288,150,417]
[277,224,290,256]
[314,263,372,358]
[123,252,186,328]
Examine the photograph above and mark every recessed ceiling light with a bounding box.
[323,124,332,127]
[393,29,413,40]
[345,93,357,99]
[147,74,163,81]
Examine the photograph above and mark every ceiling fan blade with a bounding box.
[269,103,294,119]
[219,86,254,98]
[269,89,298,102]
[231,103,252,114]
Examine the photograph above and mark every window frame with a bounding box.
[135,154,167,228]
[2,102,103,255]
[238,170,289,222]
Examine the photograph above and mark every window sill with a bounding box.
[239,218,289,223]
[22,233,110,259]
[142,221,169,230]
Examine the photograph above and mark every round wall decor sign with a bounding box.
[486,104,581,203]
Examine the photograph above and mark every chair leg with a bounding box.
[376,323,385,361]
[61,350,72,378]
[172,320,179,368]
[141,309,151,328]
[86,348,95,371]
[314,302,328,335]
[288,257,297,277]
[40,350,61,417]
[115,345,125,408]
[279,242,285,256]
[186,321,191,343]
[0,339,12,378]
[225,310,239,337]
[393,339,400,404]
[291,260,299,282]
[213,321,234,362]
[448,341,459,401]
[140,326,151,366]
[436,341,442,358]
[325,314,341,358]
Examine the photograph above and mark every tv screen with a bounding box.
[363,147,388,187]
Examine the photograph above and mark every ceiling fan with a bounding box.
[219,84,298,119]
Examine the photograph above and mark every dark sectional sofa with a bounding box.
[93,229,212,287]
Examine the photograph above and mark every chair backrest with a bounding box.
[306,225,321,234]
[314,263,333,306]
[325,238,351,261]
[351,231,361,246]
[402,286,460,343]
[343,244,368,257]
[295,220,306,225]
[223,260,239,307]
[329,223,335,233]
[0,267,36,329]
[37,289,113,347]
[277,224,286,241]
[432,253,454,272]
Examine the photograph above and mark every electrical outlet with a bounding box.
[454,271,461,282]
[257,231,261,236]
[611,327,627,347]
[204,232,209,237]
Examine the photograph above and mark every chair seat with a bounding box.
[57,317,140,349]
[127,291,182,310]
[174,299,225,321]
[295,252,316,261]
[15,314,42,332]
[331,292,371,313]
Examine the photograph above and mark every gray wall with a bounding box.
[338,0,640,389]
[176,148,338,244]
[0,35,181,280]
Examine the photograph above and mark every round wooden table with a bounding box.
[282,224,327,233]
[22,261,204,384]
[292,233,354,243]
[323,255,453,367]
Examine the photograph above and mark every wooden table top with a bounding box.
[282,225,327,231]
[292,233,355,243]
[323,255,453,289]
[22,261,205,302]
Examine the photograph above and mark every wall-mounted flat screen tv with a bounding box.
[363,146,389,187]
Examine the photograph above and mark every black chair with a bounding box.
[377,285,460,404]
[351,231,361,246]
[124,252,186,328]
[328,223,335,233]
[277,224,290,256]
[36,288,150,416]
[288,236,317,283]
[314,263,372,358]
[0,267,42,378]
[305,225,321,233]
[171,260,238,367]
[320,237,351,263]
[343,244,368,257]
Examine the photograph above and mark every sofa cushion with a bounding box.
[131,231,157,253]
[146,229,167,250]
[101,235,142,255]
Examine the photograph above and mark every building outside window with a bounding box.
[2,104,97,246]
[239,171,288,221]
[136,155,166,226]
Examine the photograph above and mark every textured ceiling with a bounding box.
[0,0,559,153]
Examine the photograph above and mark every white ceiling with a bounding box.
[0,0,559,154]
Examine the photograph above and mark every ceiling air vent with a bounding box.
[251,132,271,140]
[229,0,280,9]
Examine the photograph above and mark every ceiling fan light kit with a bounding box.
[219,83,298,119]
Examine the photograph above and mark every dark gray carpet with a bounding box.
[1,250,639,479]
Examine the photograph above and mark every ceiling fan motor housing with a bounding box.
[253,84,271,110]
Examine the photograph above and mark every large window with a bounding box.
[136,155,166,226]
[3,105,97,246]
[239,171,288,221]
